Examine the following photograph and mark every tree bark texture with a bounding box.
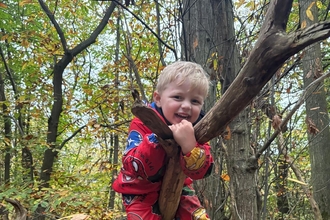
[226,109,258,220]
[181,0,237,218]
[300,1,330,218]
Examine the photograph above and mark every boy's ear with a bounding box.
[153,91,161,107]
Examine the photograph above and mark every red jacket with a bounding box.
[112,103,213,195]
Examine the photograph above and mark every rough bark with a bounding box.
[300,1,330,218]
[226,109,258,220]
[132,0,330,219]
[181,0,234,218]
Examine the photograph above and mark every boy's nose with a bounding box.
[181,100,191,110]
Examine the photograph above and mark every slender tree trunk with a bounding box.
[35,2,117,219]
[109,12,121,209]
[0,67,11,184]
[1,41,34,185]
[300,1,330,218]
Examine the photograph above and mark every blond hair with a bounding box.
[156,61,209,97]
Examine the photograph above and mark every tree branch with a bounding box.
[59,125,87,150]
[38,0,68,52]
[0,45,18,95]
[71,2,117,56]
[111,0,177,58]
[256,71,330,158]
[194,4,330,144]
[287,155,322,219]
[260,0,293,33]
[291,21,330,48]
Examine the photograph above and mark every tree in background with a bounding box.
[300,0,330,218]
[181,0,227,218]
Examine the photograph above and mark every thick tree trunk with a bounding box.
[181,0,231,218]
[226,109,258,220]
[300,1,330,218]
[181,0,258,218]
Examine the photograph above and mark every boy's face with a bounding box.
[153,79,204,125]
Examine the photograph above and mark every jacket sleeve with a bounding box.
[179,142,214,180]
[122,118,166,182]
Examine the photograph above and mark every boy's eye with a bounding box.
[173,96,181,100]
[192,99,201,104]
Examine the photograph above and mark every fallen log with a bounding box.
[4,198,27,220]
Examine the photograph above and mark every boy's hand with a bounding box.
[169,120,196,155]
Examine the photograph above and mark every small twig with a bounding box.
[111,0,177,57]
[256,71,330,158]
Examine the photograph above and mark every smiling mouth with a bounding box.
[175,113,190,120]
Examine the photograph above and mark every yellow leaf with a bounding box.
[193,37,198,49]
[4,137,11,146]
[22,62,28,70]
[19,0,33,6]
[213,59,217,71]
[316,1,322,9]
[236,0,246,8]
[301,20,307,29]
[221,173,230,181]
[0,2,8,8]
[308,1,316,9]
[57,190,70,196]
[222,126,231,140]
[21,39,30,48]
[287,177,307,186]
[306,9,314,21]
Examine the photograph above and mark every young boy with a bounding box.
[112,61,214,220]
